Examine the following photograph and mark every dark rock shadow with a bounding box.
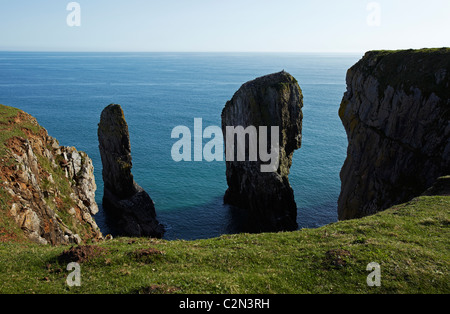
[95,196,339,240]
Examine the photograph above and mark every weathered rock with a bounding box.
[221,71,303,232]
[0,105,102,245]
[61,146,99,216]
[338,48,450,220]
[98,104,164,238]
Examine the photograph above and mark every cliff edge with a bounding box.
[0,104,102,245]
[338,48,450,220]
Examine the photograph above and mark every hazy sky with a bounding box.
[0,0,449,52]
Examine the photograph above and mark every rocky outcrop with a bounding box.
[221,71,303,232]
[98,104,164,238]
[338,48,450,220]
[0,105,102,245]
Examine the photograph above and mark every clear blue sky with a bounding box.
[0,0,449,52]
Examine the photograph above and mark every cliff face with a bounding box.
[0,105,102,245]
[338,48,450,220]
[98,104,164,238]
[221,71,303,232]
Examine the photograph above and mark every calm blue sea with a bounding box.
[0,52,361,240]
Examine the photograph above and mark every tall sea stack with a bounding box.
[221,71,303,232]
[338,48,450,220]
[98,104,164,238]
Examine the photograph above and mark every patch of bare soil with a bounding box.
[135,284,180,294]
[324,248,352,268]
[58,245,108,264]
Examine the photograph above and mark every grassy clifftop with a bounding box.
[0,193,448,294]
[354,48,450,100]
[0,104,448,294]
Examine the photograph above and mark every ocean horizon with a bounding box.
[0,51,362,240]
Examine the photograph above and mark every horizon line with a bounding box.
[0,49,367,54]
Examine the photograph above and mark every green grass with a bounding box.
[0,194,448,294]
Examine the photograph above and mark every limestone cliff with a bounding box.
[0,105,102,245]
[98,104,164,238]
[221,71,303,232]
[338,48,450,220]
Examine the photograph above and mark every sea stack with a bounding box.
[338,48,450,220]
[98,104,164,238]
[221,71,303,232]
